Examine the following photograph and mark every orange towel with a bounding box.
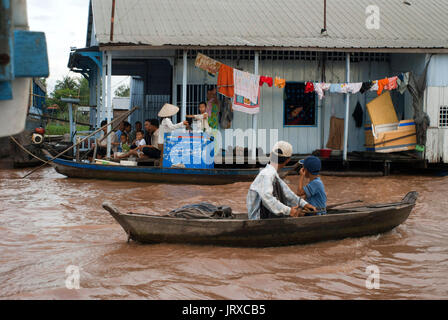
[217,64,234,98]
[377,78,389,96]
[274,77,286,89]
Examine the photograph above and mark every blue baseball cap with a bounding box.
[300,156,321,175]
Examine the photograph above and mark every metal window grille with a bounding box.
[176,84,225,116]
[177,50,389,63]
[439,105,448,128]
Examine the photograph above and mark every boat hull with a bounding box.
[50,157,278,185]
[103,192,417,247]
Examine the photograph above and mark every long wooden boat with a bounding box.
[103,192,418,247]
[47,156,295,185]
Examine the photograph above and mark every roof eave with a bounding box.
[97,43,448,54]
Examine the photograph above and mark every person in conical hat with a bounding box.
[246,141,316,220]
[157,103,188,145]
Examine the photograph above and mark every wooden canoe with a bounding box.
[102,192,418,247]
[46,156,296,185]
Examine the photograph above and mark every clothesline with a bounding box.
[195,53,410,113]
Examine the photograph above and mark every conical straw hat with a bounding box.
[158,103,179,118]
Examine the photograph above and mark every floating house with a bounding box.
[68,0,448,165]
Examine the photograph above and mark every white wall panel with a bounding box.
[174,57,391,154]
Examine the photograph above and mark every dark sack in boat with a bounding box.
[168,202,233,219]
[260,178,287,219]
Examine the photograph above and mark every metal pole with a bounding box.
[68,102,74,142]
[101,51,107,125]
[343,53,350,162]
[106,51,113,158]
[96,65,101,128]
[181,50,187,121]
[252,51,259,161]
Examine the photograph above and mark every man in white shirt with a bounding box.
[247,141,316,220]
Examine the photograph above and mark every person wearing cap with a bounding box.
[246,141,317,220]
[297,156,327,215]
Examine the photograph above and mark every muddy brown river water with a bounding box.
[0,167,447,299]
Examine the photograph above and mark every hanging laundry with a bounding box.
[220,97,233,129]
[352,102,364,128]
[360,81,373,94]
[369,80,379,92]
[385,76,398,91]
[195,53,222,75]
[274,77,286,89]
[377,78,389,95]
[330,83,344,93]
[233,69,260,105]
[259,76,273,87]
[217,64,234,98]
[233,87,261,114]
[397,72,410,94]
[304,82,314,93]
[345,82,363,94]
[314,83,331,100]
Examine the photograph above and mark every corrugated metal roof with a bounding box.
[91,0,448,50]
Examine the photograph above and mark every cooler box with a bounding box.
[162,132,215,169]
[365,91,417,153]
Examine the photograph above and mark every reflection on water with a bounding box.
[0,167,447,299]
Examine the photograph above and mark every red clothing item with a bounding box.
[305,82,314,93]
[377,78,389,95]
[259,76,273,87]
[217,64,234,98]
[385,76,398,90]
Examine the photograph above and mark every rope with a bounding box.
[9,136,47,164]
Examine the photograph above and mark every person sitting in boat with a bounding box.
[123,121,132,143]
[297,156,327,215]
[118,132,130,153]
[116,130,146,159]
[129,121,142,147]
[139,119,161,159]
[247,141,317,220]
[157,103,189,147]
[91,120,118,159]
[186,102,211,134]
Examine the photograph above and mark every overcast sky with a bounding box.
[27,0,128,94]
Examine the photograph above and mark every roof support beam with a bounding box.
[101,51,107,128]
[106,51,113,158]
[96,64,101,128]
[181,49,187,122]
[252,51,259,162]
[343,53,350,162]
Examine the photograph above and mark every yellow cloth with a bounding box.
[274,77,286,88]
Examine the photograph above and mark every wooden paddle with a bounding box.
[301,200,363,216]
[327,200,363,209]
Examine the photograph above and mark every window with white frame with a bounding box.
[439,106,448,128]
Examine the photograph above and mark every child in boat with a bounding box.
[116,130,146,159]
[186,102,211,134]
[119,132,131,153]
[296,156,327,215]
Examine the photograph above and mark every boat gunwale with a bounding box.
[50,156,295,175]
[109,203,413,225]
